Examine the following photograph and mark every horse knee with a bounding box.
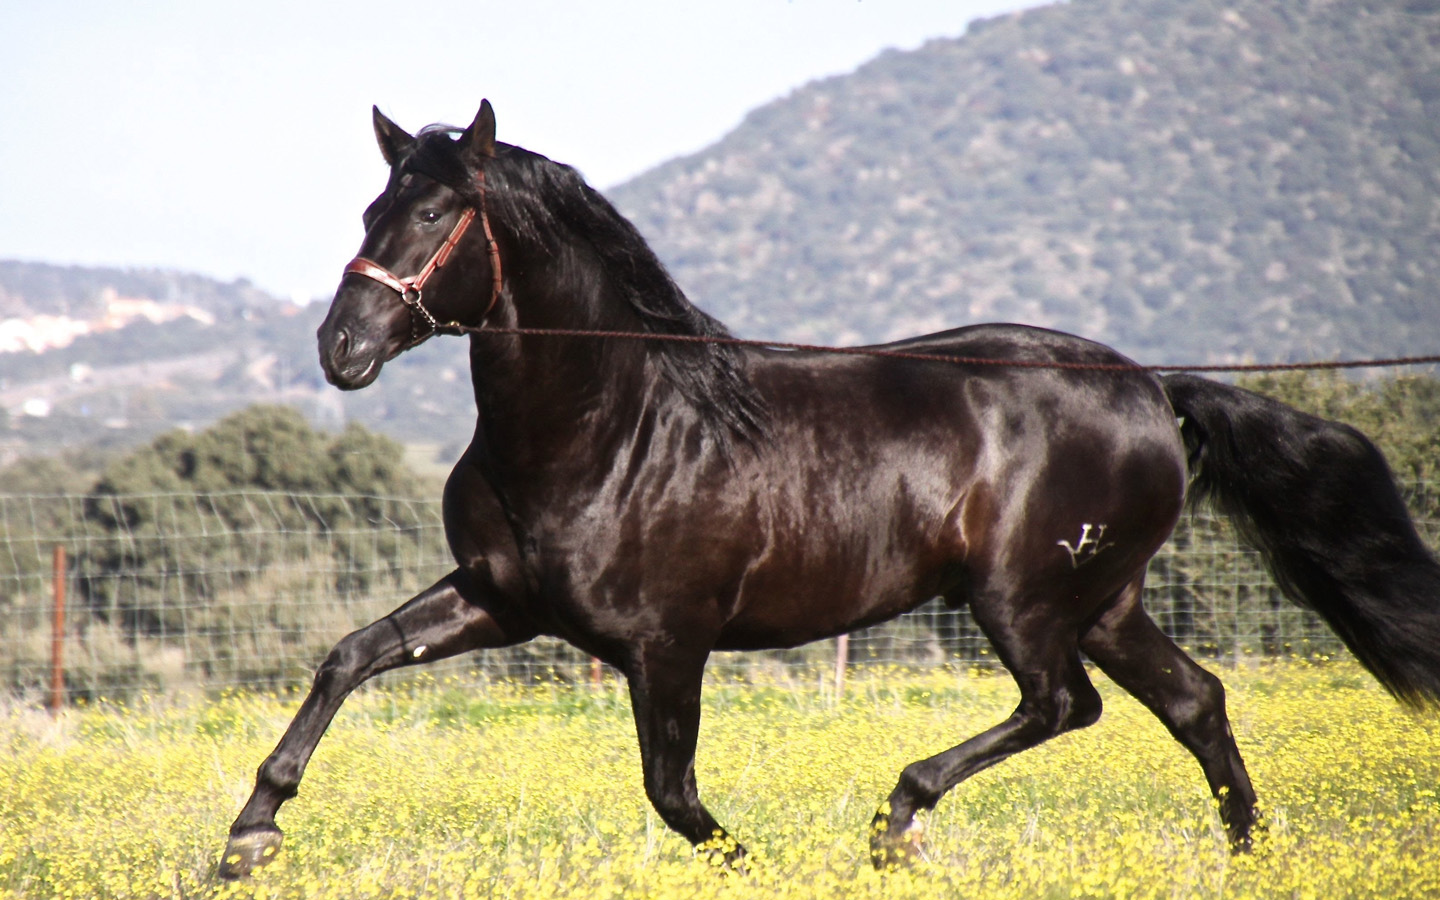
[313,632,374,689]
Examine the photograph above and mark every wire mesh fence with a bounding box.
[2,486,1437,701]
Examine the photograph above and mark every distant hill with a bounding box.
[0,260,476,466]
[6,0,1439,465]
[609,0,1440,364]
[0,261,282,322]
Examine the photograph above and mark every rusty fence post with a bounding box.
[50,544,67,716]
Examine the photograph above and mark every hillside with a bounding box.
[0,261,476,466]
[5,0,1439,464]
[610,0,1440,363]
[0,261,283,323]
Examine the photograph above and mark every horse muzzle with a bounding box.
[318,330,382,390]
[317,297,398,390]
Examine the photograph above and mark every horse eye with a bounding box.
[418,209,442,225]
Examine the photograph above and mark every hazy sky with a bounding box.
[0,1,1045,302]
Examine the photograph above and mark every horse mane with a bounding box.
[402,127,769,446]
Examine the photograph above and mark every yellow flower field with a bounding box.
[2,662,1437,899]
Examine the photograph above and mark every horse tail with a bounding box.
[1162,373,1440,708]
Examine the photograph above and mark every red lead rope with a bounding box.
[452,324,1440,375]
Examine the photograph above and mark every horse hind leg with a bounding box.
[871,624,1103,869]
[1079,575,1258,850]
[220,569,538,879]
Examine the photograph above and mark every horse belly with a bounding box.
[713,497,957,651]
[707,380,983,651]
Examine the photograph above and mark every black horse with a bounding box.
[221,101,1440,878]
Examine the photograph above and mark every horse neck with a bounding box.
[464,249,663,481]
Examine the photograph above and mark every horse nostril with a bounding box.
[332,329,351,361]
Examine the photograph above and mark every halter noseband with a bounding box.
[342,168,504,346]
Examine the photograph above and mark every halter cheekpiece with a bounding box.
[342,168,503,346]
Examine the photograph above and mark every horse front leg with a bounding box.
[625,643,744,868]
[219,569,537,879]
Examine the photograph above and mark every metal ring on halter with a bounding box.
[400,285,441,342]
[399,285,432,323]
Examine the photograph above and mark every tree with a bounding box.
[78,406,439,668]
[1237,371,1440,486]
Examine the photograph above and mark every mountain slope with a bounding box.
[0,261,475,464]
[6,0,1439,464]
[609,0,1440,363]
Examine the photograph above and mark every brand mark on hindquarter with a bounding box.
[1058,523,1113,568]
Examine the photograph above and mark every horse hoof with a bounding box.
[219,828,284,880]
[869,810,925,871]
[696,830,749,874]
[1229,827,1259,855]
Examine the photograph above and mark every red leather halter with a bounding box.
[342,169,503,345]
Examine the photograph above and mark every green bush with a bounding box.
[0,406,450,696]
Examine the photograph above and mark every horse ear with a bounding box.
[372,106,416,166]
[461,99,497,162]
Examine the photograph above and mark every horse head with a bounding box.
[317,101,501,390]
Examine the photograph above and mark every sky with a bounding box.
[0,1,1045,303]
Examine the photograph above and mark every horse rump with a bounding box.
[1163,373,1440,708]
